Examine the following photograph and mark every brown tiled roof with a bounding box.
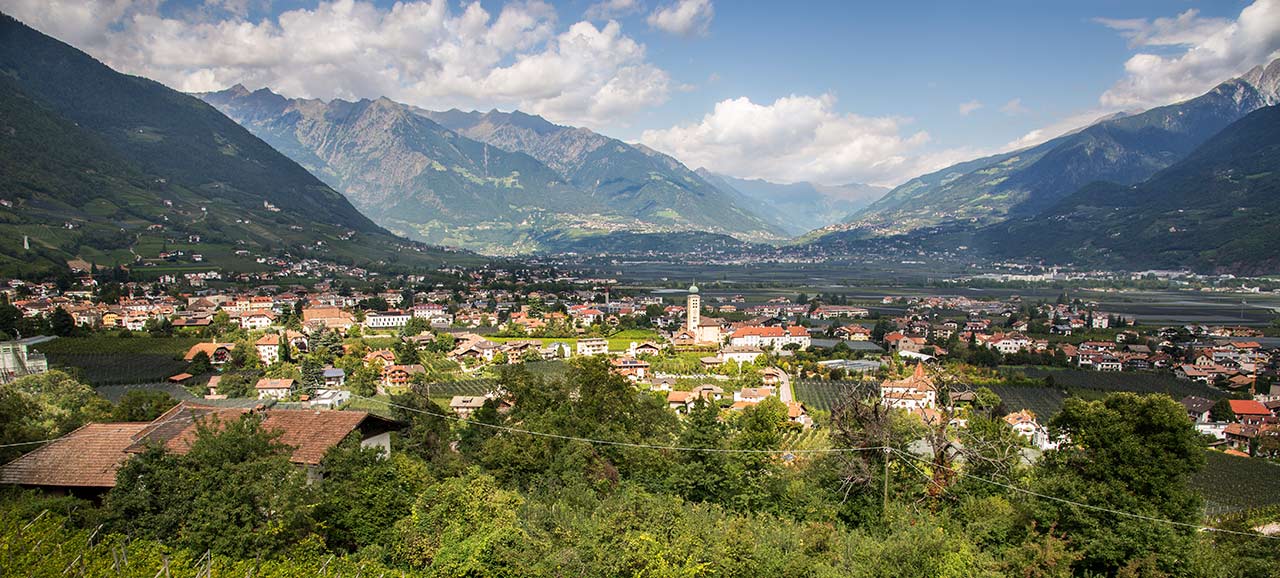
[184,342,235,361]
[128,403,382,465]
[0,423,150,488]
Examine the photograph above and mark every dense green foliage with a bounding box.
[4,359,1280,575]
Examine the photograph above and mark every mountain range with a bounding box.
[0,12,478,278]
[199,89,786,254]
[831,58,1280,239]
[982,103,1280,274]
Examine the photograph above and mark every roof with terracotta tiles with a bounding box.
[0,422,150,488]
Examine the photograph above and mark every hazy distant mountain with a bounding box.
[0,13,474,277]
[837,58,1280,238]
[198,91,787,255]
[695,170,887,235]
[983,104,1280,275]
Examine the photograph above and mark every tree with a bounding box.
[0,385,46,462]
[105,414,314,557]
[315,437,429,552]
[1031,393,1205,575]
[668,398,732,504]
[8,370,111,439]
[112,389,177,421]
[50,307,75,336]
[187,350,213,375]
[393,468,525,572]
[1210,398,1236,422]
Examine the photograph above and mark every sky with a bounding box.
[3,0,1279,188]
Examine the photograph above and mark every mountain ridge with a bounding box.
[833,58,1280,238]
[201,88,787,254]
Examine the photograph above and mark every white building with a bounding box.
[364,310,411,329]
[0,337,50,384]
[576,338,609,357]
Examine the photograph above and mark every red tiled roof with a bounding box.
[1229,399,1271,416]
[0,423,150,488]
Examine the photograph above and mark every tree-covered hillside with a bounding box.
[986,104,1280,274]
[0,12,479,278]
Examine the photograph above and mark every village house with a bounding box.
[364,310,412,330]
[256,378,295,400]
[576,338,609,357]
[302,306,355,333]
[609,357,651,381]
[728,325,811,352]
[879,363,937,420]
[382,364,426,390]
[255,334,281,365]
[0,403,401,493]
[184,342,235,365]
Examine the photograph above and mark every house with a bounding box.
[787,402,813,428]
[322,368,346,388]
[833,325,872,341]
[0,404,402,493]
[382,364,426,389]
[1181,396,1215,423]
[734,387,775,404]
[450,396,488,419]
[576,338,609,357]
[1229,399,1272,425]
[1004,409,1056,450]
[302,306,355,332]
[0,423,151,495]
[610,357,650,381]
[690,384,725,401]
[308,388,351,409]
[364,310,411,330]
[0,337,50,383]
[628,341,663,357]
[184,342,235,365]
[362,349,396,367]
[728,325,811,352]
[255,334,281,365]
[232,310,276,331]
[879,363,936,412]
[666,391,695,413]
[720,345,763,365]
[256,378,295,400]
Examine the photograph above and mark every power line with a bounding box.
[888,448,1280,540]
[351,393,888,455]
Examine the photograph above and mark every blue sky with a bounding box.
[4,0,1277,186]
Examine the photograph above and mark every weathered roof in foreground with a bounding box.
[0,422,149,488]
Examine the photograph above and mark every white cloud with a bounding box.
[640,94,978,187]
[1095,9,1230,48]
[958,99,983,116]
[585,0,642,21]
[0,0,672,128]
[999,98,1028,116]
[1099,0,1280,109]
[647,0,713,37]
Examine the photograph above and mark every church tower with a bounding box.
[686,283,700,332]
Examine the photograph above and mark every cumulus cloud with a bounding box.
[0,0,671,128]
[640,94,978,187]
[584,0,642,21]
[647,0,713,37]
[1099,0,1280,109]
[957,99,983,116]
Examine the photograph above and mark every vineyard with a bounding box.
[424,378,499,397]
[991,368,1227,419]
[1191,450,1280,515]
[793,380,868,412]
[1003,367,1227,400]
[32,337,201,386]
[779,428,831,454]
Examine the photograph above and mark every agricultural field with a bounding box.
[793,380,861,412]
[1002,367,1226,400]
[1191,450,1280,516]
[990,367,1227,419]
[33,337,203,386]
[986,385,1066,421]
[424,378,498,397]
